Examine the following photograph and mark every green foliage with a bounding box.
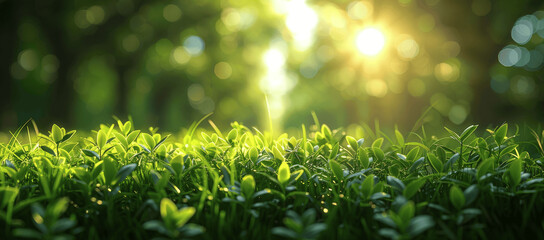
[0,121,543,239]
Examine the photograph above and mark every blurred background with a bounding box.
[1,0,543,133]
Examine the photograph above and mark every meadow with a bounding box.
[1,117,543,240]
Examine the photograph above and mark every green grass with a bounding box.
[1,119,544,239]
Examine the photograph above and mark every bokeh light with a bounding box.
[3,0,544,131]
[355,28,386,56]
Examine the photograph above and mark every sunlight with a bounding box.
[285,0,318,50]
[355,27,386,56]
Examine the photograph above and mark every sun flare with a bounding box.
[355,27,386,56]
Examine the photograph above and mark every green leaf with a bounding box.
[460,125,478,142]
[427,153,443,173]
[321,125,332,141]
[60,130,76,143]
[346,136,358,151]
[506,159,522,188]
[361,174,374,197]
[0,187,19,209]
[142,133,156,150]
[40,146,56,156]
[372,147,385,162]
[329,159,344,181]
[273,146,285,161]
[153,135,169,152]
[403,179,426,199]
[126,130,140,145]
[103,157,117,186]
[97,130,107,149]
[395,129,405,147]
[372,138,384,149]
[114,163,137,186]
[477,158,494,180]
[113,132,128,149]
[160,198,177,229]
[500,144,518,157]
[463,185,479,205]
[226,129,238,143]
[278,161,291,185]
[449,185,465,210]
[443,153,459,172]
[173,207,196,228]
[444,127,460,141]
[50,197,70,217]
[171,155,184,176]
[249,147,259,162]
[494,124,508,145]
[358,148,369,168]
[82,149,100,160]
[406,147,419,162]
[387,176,405,194]
[407,215,435,237]
[51,124,63,143]
[329,143,339,160]
[241,175,256,198]
[123,121,132,135]
[398,201,415,224]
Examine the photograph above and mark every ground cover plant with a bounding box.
[1,118,544,239]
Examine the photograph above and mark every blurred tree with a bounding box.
[0,0,543,132]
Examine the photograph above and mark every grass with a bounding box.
[0,118,544,239]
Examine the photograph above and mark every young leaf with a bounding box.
[387,176,405,194]
[160,198,178,228]
[97,130,107,149]
[407,215,435,237]
[406,147,419,162]
[443,153,460,172]
[444,127,460,141]
[358,148,370,169]
[321,125,332,141]
[51,124,63,143]
[82,149,99,159]
[103,157,117,186]
[113,132,128,149]
[372,147,385,162]
[372,138,384,149]
[41,146,56,156]
[273,146,286,161]
[60,130,76,143]
[494,124,508,145]
[142,133,156,150]
[346,136,358,151]
[506,159,522,188]
[249,147,259,162]
[460,125,478,142]
[329,143,339,160]
[114,163,137,186]
[449,185,465,210]
[427,153,443,173]
[241,175,256,198]
[153,135,169,152]
[226,129,238,143]
[170,155,183,176]
[395,129,405,147]
[477,158,494,180]
[361,174,374,197]
[126,130,140,145]
[278,161,291,185]
[329,159,344,181]
[403,179,426,199]
[398,201,415,224]
[463,185,479,205]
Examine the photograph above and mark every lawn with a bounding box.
[1,118,544,239]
